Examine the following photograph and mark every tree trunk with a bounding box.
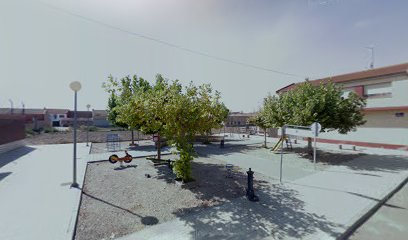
[264,128,267,148]
[307,137,312,150]
[157,133,161,160]
[131,129,135,145]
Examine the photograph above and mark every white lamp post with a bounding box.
[8,99,13,114]
[70,81,81,188]
[86,104,91,147]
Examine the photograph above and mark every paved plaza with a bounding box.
[0,144,89,240]
[0,135,407,239]
[0,141,174,240]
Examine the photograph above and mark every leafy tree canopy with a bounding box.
[262,82,366,134]
[103,74,229,181]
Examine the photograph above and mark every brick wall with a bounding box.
[0,116,25,145]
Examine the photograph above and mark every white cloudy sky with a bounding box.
[1,0,407,111]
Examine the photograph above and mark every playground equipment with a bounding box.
[271,136,293,152]
[225,164,234,178]
[106,133,121,152]
[108,151,133,164]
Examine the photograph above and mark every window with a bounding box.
[395,112,405,117]
[364,83,392,98]
[59,114,65,118]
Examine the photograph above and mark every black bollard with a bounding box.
[220,139,225,148]
[246,168,259,202]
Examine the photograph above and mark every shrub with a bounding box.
[44,127,58,133]
[25,129,35,136]
[88,126,98,132]
[172,144,195,182]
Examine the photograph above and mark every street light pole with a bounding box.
[70,81,81,188]
[8,99,13,114]
[223,122,226,140]
[86,104,91,147]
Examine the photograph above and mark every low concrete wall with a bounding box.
[0,140,25,155]
[0,116,25,154]
[280,126,408,150]
[0,117,25,145]
[93,119,111,127]
[317,127,408,147]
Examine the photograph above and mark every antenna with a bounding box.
[365,45,375,69]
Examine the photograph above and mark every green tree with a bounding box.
[195,84,229,143]
[104,75,128,129]
[262,82,366,147]
[248,108,269,148]
[162,81,229,180]
[138,74,170,160]
[278,82,366,132]
[103,74,152,145]
[104,74,229,181]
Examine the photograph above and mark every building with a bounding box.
[0,108,96,128]
[64,111,93,126]
[225,112,256,127]
[0,108,46,130]
[276,62,408,150]
[92,109,111,127]
[44,109,70,127]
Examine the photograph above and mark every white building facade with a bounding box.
[277,63,408,150]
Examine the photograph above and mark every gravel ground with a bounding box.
[24,129,221,147]
[24,130,150,145]
[74,153,269,240]
[75,138,362,240]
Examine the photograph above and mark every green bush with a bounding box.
[44,127,58,133]
[88,126,98,132]
[25,129,35,136]
[172,144,195,182]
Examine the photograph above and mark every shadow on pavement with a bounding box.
[343,154,408,173]
[0,172,12,182]
[164,161,342,239]
[0,146,36,168]
[82,191,160,225]
[194,143,260,159]
[83,191,143,217]
[114,164,138,171]
[291,147,408,173]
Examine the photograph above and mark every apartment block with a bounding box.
[276,62,408,150]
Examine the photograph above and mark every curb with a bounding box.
[88,142,92,155]
[338,174,408,239]
[71,151,175,239]
[71,162,90,240]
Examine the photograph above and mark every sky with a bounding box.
[1,0,407,112]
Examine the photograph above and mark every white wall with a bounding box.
[366,78,408,108]
[318,127,408,146]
